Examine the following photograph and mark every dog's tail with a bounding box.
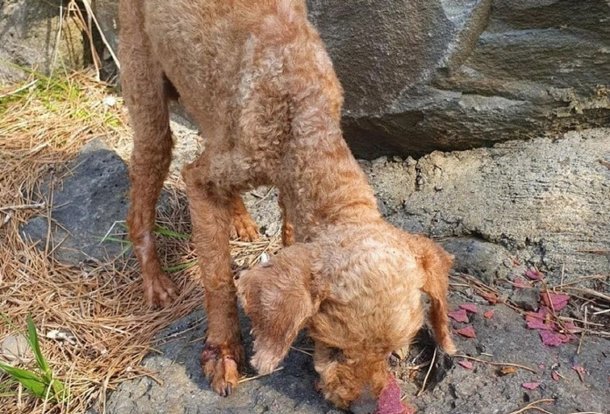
[417,237,457,355]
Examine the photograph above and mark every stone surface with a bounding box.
[0,0,85,83]
[310,0,610,157]
[106,300,609,414]
[106,311,337,414]
[21,139,130,265]
[439,238,513,285]
[367,128,610,282]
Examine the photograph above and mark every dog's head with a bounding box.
[234,227,455,413]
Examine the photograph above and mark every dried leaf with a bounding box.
[525,309,552,331]
[540,291,570,311]
[539,330,570,347]
[456,325,476,338]
[457,359,474,370]
[522,382,541,390]
[525,268,544,281]
[562,321,582,334]
[480,291,498,304]
[483,310,495,319]
[499,366,518,376]
[551,370,561,381]
[459,303,479,314]
[374,376,410,414]
[448,309,469,323]
[513,277,532,289]
[572,364,586,382]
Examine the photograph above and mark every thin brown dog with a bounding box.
[119,0,456,411]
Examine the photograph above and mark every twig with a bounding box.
[0,202,45,211]
[454,354,537,374]
[290,346,313,357]
[238,367,284,384]
[416,347,436,397]
[0,79,38,99]
[577,306,587,355]
[508,398,555,414]
[563,287,610,303]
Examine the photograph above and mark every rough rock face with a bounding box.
[308,0,610,157]
[364,128,610,282]
[0,0,85,83]
[87,0,610,156]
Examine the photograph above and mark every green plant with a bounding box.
[0,316,66,402]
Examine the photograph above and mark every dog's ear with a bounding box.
[415,236,457,355]
[235,243,325,374]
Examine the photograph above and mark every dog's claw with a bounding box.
[143,272,178,307]
[201,343,241,397]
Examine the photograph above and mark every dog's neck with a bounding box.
[279,119,381,242]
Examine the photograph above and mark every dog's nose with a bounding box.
[350,387,377,414]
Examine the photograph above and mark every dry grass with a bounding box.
[0,70,280,413]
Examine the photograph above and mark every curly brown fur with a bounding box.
[119,0,455,408]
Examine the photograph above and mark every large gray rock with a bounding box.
[0,0,85,83]
[310,0,610,157]
[89,0,610,157]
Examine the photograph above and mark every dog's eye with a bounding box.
[329,347,346,363]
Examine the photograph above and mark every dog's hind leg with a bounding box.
[230,194,259,242]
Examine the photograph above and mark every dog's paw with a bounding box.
[143,272,178,307]
[201,343,243,397]
[231,210,259,242]
[250,346,283,375]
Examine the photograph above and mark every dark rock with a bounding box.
[311,0,610,157]
[509,287,540,312]
[440,237,512,284]
[21,139,130,265]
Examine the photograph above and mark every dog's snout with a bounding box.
[349,387,377,414]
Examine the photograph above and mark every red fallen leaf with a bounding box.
[374,376,413,414]
[483,310,495,319]
[459,303,479,314]
[572,364,586,382]
[525,268,544,281]
[551,370,561,381]
[513,277,532,289]
[480,291,498,304]
[525,308,553,331]
[522,382,541,390]
[539,330,571,347]
[456,325,477,338]
[540,291,570,311]
[448,309,469,323]
[457,359,474,370]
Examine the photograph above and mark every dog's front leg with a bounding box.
[183,160,244,397]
